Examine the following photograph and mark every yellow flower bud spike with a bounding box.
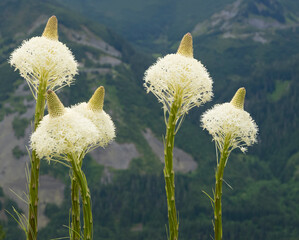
[230,87,246,110]
[42,15,58,41]
[47,90,65,117]
[177,33,193,58]
[87,86,105,111]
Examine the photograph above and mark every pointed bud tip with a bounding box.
[230,87,246,110]
[96,86,105,93]
[177,33,193,58]
[42,16,58,40]
[47,91,65,117]
[88,86,105,111]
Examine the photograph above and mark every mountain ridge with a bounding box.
[192,0,299,43]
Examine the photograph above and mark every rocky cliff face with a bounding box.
[192,0,299,43]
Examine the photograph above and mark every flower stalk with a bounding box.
[28,76,47,240]
[71,170,81,240]
[163,97,182,240]
[69,154,93,240]
[27,18,59,238]
[214,135,230,240]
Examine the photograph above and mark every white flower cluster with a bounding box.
[72,102,115,147]
[30,89,115,161]
[201,102,258,153]
[31,108,99,159]
[144,53,213,116]
[9,36,77,95]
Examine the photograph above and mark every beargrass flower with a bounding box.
[9,16,78,240]
[201,88,258,240]
[71,86,115,147]
[9,16,78,97]
[201,87,258,153]
[144,33,213,117]
[30,90,99,160]
[143,33,213,240]
[69,86,114,240]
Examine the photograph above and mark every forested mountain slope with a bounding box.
[0,0,298,239]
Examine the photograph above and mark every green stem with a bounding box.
[71,173,81,240]
[69,155,93,240]
[214,137,231,240]
[27,78,47,240]
[164,99,181,240]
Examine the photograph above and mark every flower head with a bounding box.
[71,86,115,147]
[201,88,258,153]
[144,33,213,116]
[30,91,99,159]
[9,16,77,96]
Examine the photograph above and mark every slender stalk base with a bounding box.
[69,155,93,240]
[27,79,47,240]
[214,138,230,240]
[71,174,81,240]
[164,100,181,240]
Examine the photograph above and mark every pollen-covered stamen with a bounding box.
[87,86,105,112]
[230,87,246,110]
[47,90,65,117]
[177,33,193,58]
[42,16,58,41]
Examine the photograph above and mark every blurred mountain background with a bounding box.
[0,0,298,239]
